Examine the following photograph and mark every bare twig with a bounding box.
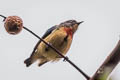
[0,15,6,21]
[23,26,90,80]
[0,14,90,80]
[90,40,120,80]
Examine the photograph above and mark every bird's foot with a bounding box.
[63,56,69,62]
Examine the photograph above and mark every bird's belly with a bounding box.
[37,30,72,61]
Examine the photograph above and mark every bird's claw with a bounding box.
[63,56,69,62]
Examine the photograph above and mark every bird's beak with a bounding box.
[77,21,84,25]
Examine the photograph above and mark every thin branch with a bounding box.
[0,15,6,21]
[23,26,90,80]
[90,40,120,80]
[0,14,90,80]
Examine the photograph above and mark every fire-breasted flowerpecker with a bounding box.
[24,20,83,67]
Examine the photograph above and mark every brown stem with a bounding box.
[23,26,90,80]
[0,15,6,21]
[90,40,120,80]
[0,14,90,79]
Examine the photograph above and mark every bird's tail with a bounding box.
[24,57,33,67]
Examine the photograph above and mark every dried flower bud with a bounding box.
[4,16,23,35]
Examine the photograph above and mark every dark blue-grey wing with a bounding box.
[42,25,57,39]
[30,25,57,57]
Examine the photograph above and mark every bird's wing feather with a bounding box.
[30,25,57,57]
[42,25,57,39]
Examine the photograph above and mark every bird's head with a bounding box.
[59,20,84,34]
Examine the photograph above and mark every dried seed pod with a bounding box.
[4,16,23,35]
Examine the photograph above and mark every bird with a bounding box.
[24,20,83,67]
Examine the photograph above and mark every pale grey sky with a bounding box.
[0,0,120,80]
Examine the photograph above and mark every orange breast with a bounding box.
[64,27,73,39]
